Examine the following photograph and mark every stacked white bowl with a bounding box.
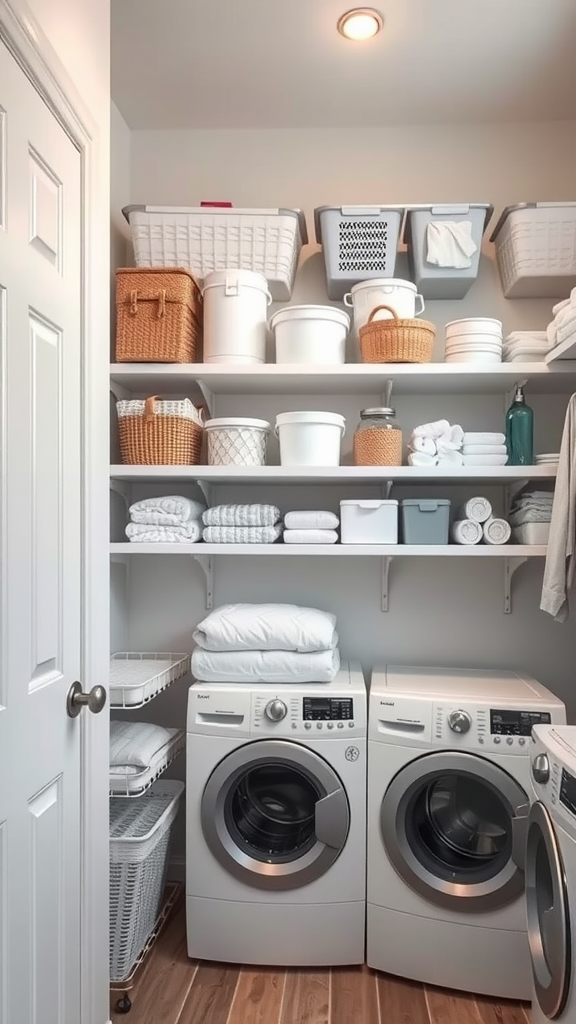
[444,318,503,364]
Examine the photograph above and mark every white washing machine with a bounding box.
[186,662,366,966]
[526,725,576,1024]
[367,665,566,999]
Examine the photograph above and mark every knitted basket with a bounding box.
[359,304,435,364]
[117,396,203,465]
[115,267,203,363]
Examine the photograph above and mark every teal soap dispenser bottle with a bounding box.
[506,385,534,465]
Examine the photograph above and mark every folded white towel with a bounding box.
[192,648,340,684]
[552,292,575,317]
[413,419,451,440]
[506,331,548,343]
[408,452,438,467]
[463,454,509,466]
[509,507,553,527]
[283,530,338,545]
[203,504,281,527]
[556,312,576,346]
[202,524,283,544]
[410,435,437,456]
[482,518,511,546]
[129,496,207,526]
[126,522,202,543]
[110,721,179,770]
[462,432,506,446]
[284,511,339,530]
[437,450,464,466]
[426,220,477,269]
[193,603,339,653]
[451,520,483,545]
[462,445,508,455]
[456,497,493,523]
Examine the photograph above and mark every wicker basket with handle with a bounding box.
[359,304,435,364]
[116,396,204,465]
[115,267,203,363]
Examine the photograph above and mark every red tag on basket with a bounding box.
[200,201,233,207]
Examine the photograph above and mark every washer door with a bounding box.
[381,751,529,912]
[526,801,571,1020]
[201,740,350,890]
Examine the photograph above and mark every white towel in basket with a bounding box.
[126,522,202,543]
[202,524,283,544]
[426,221,477,269]
[110,721,179,771]
[193,603,338,653]
[129,495,207,525]
[284,510,339,530]
[192,647,340,684]
[283,529,338,545]
[203,504,281,527]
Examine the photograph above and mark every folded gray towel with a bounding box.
[203,504,281,527]
[203,524,284,544]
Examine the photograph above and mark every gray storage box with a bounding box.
[315,205,405,300]
[401,499,451,545]
[404,204,493,300]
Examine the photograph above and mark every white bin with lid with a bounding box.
[275,411,345,466]
[203,269,271,364]
[343,279,425,334]
[269,305,350,364]
[340,500,399,544]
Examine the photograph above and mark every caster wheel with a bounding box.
[115,994,132,1014]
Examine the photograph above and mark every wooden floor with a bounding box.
[111,900,532,1024]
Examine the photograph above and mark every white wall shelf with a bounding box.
[110,464,557,484]
[545,338,576,364]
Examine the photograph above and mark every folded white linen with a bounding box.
[456,497,493,523]
[552,292,575,317]
[510,508,553,526]
[126,522,202,543]
[451,520,482,545]
[426,220,477,269]
[482,518,511,545]
[506,331,548,343]
[437,450,464,466]
[462,454,508,466]
[407,452,438,467]
[503,341,552,357]
[129,495,207,525]
[462,432,506,446]
[283,530,338,544]
[202,524,283,544]
[462,445,508,455]
[193,603,338,653]
[413,419,451,440]
[203,504,281,527]
[192,648,340,683]
[556,313,576,346]
[284,510,339,530]
[410,435,437,456]
[110,721,179,769]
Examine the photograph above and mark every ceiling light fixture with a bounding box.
[337,8,383,41]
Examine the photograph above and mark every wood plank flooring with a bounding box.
[110,901,532,1024]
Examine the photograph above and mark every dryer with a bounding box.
[526,724,576,1024]
[367,665,566,999]
[186,662,366,965]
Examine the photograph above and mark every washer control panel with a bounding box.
[434,705,552,752]
[303,697,353,721]
[252,693,360,735]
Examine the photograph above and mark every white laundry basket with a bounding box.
[205,417,271,466]
[275,411,345,466]
[269,305,350,364]
[490,203,576,298]
[343,279,425,334]
[109,780,184,982]
[203,269,271,364]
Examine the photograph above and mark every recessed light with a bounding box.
[337,8,383,41]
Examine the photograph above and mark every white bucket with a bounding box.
[446,318,502,337]
[343,278,425,333]
[269,305,350,364]
[205,417,271,466]
[275,411,345,466]
[203,269,272,364]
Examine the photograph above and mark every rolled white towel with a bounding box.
[408,452,438,467]
[451,520,483,545]
[284,511,339,530]
[456,497,493,523]
[462,432,506,446]
[462,444,508,455]
[483,518,511,546]
[413,419,451,440]
[410,435,437,456]
[283,530,338,545]
[436,450,464,466]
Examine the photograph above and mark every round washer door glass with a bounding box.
[201,740,350,890]
[381,751,529,912]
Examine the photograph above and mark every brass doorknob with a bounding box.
[66,681,107,718]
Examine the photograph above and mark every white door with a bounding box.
[0,41,90,1024]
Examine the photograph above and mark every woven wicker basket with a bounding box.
[115,268,202,363]
[117,396,203,465]
[359,304,435,364]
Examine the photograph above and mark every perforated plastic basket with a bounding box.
[314,206,405,300]
[490,203,576,298]
[109,780,184,982]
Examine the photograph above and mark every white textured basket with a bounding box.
[109,780,184,982]
[123,206,307,301]
[205,417,270,466]
[116,398,203,423]
[109,652,190,708]
[491,203,576,298]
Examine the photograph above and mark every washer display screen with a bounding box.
[303,698,353,721]
[490,710,551,736]
[560,768,576,817]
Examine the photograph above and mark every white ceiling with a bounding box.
[111,0,576,129]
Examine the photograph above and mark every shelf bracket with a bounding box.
[196,480,213,505]
[381,556,393,612]
[109,479,131,509]
[504,556,527,614]
[193,554,213,609]
[196,380,214,419]
[383,381,393,407]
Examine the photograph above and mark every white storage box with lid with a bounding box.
[275,411,345,466]
[340,499,399,544]
[401,499,451,545]
[314,206,406,300]
[109,780,184,982]
[122,205,308,301]
[203,270,271,364]
[343,278,425,334]
[269,305,350,364]
[205,417,270,466]
[404,204,493,299]
[490,203,576,298]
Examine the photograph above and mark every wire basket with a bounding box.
[110,652,190,708]
[116,396,203,465]
[205,417,270,466]
[115,267,202,363]
[109,781,184,982]
[359,304,435,364]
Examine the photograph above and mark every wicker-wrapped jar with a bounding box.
[359,304,435,364]
[354,407,402,466]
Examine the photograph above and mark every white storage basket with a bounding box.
[314,206,405,300]
[123,206,308,301]
[109,780,184,982]
[205,417,271,466]
[490,203,576,298]
[110,653,190,708]
[404,203,493,299]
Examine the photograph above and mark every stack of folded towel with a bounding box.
[126,496,207,543]
[202,504,283,544]
[451,496,511,546]
[408,420,464,467]
[283,510,339,545]
[547,288,576,353]
[191,604,340,683]
[461,432,508,467]
[509,487,554,527]
[503,331,551,362]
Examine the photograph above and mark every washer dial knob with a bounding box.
[265,699,288,722]
[532,753,550,785]
[448,709,472,734]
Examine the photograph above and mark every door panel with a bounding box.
[526,801,570,1020]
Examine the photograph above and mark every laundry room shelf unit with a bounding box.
[110,465,558,484]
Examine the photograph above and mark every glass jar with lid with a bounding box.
[353,407,403,466]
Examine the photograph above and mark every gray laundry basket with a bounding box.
[404,204,493,299]
[315,206,405,299]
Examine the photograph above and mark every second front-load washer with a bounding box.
[367,665,566,999]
